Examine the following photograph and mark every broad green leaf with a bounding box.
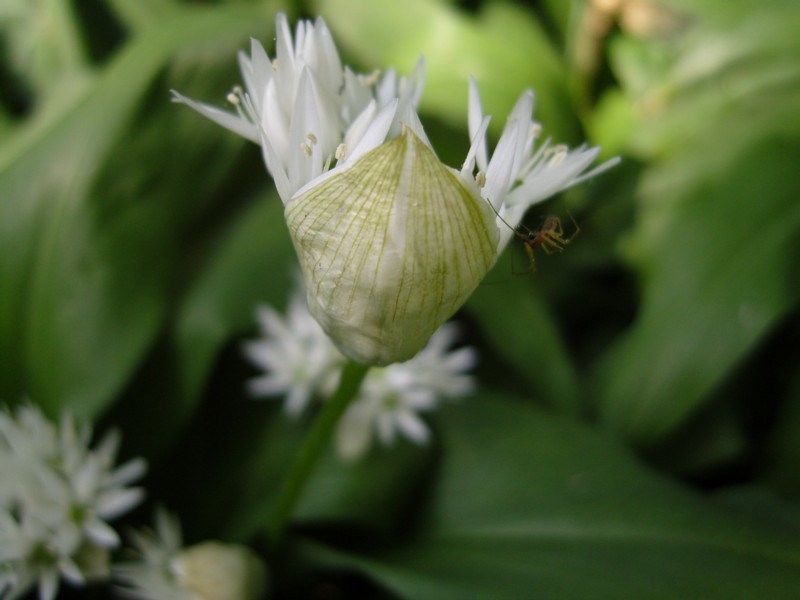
[595,132,800,442]
[223,410,433,541]
[315,0,578,142]
[590,0,800,442]
[466,278,580,415]
[0,0,89,99]
[103,0,180,32]
[174,191,295,411]
[762,367,800,498]
[133,189,433,534]
[715,486,800,535]
[0,7,275,417]
[101,192,296,460]
[299,394,800,599]
[153,378,433,542]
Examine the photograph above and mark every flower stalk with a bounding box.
[268,360,370,545]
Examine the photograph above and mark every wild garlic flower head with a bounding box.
[244,288,476,460]
[174,13,617,366]
[115,509,268,600]
[242,291,345,417]
[335,321,477,461]
[0,404,146,600]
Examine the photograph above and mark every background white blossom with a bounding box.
[244,290,477,460]
[0,404,146,600]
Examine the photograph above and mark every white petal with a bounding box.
[484,91,534,209]
[170,91,260,143]
[96,487,145,520]
[308,16,344,94]
[468,77,489,172]
[284,385,313,417]
[461,115,491,177]
[506,146,600,208]
[244,38,273,107]
[246,374,289,397]
[397,108,434,153]
[395,410,430,444]
[39,568,60,600]
[257,126,292,203]
[274,13,297,100]
[563,155,622,188]
[109,457,148,487]
[287,69,324,192]
[344,99,398,165]
[335,406,374,461]
[84,516,120,548]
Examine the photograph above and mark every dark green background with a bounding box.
[2,0,799,597]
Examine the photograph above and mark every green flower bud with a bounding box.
[173,13,618,366]
[173,542,268,600]
[286,127,498,365]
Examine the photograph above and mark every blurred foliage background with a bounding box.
[2,0,800,597]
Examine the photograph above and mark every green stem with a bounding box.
[268,360,370,545]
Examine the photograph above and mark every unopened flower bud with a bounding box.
[173,542,268,600]
[173,13,618,366]
[286,127,499,365]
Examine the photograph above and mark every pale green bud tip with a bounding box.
[173,542,268,600]
[286,127,499,366]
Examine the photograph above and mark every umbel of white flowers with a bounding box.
[0,404,146,600]
[243,286,477,461]
[172,14,618,366]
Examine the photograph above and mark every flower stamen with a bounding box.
[359,68,381,87]
[547,145,569,167]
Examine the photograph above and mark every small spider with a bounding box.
[476,171,580,272]
[516,213,580,272]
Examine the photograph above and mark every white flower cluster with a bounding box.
[174,13,618,366]
[243,288,477,461]
[0,404,146,600]
[114,509,267,600]
[172,13,425,205]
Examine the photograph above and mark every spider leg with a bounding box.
[523,239,538,272]
[563,211,581,243]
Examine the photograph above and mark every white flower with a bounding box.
[171,13,423,205]
[0,404,146,600]
[115,510,268,600]
[174,13,617,366]
[336,321,477,461]
[244,288,476,460]
[242,291,344,417]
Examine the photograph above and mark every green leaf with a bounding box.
[300,394,800,599]
[103,0,180,33]
[466,278,580,415]
[591,2,800,443]
[164,387,433,542]
[225,411,433,541]
[315,0,578,142]
[0,7,274,417]
[762,366,800,498]
[595,134,800,442]
[173,193,295,412]
[0,0,90,100]
[102,192,297,460]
